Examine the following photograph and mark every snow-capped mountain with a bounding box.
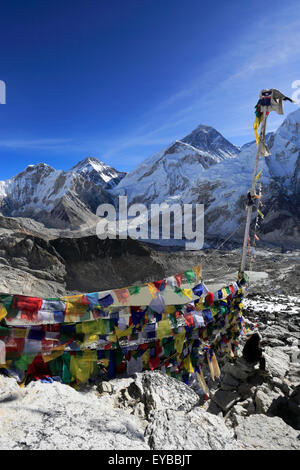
[0,158,123,229]
[71,157,126,189]
[114,111,300,248]
[178,111,300,247]
[115,124,240,204]
[1,111,299,247]
[265,111,300,195]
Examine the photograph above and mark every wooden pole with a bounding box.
[240,109,268,273]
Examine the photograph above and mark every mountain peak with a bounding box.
[25,162,55,171]
[180,124,240,160]
[71,156,126,188]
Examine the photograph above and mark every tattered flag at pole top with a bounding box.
[253,88,294,149]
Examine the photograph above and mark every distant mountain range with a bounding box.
[0,111,299,247]
[0,158,125,229]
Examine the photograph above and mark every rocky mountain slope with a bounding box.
[1,112,299,248]
[115,124,240,204]
[71,157,126,189]
[0,158,125,230]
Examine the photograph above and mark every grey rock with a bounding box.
[237,382,255,399]
[211,389,240,413]
[264,346,290,378]
[263,325,290,342]
[235,415,300,450]
[145,408,243,450]
[255,388,283,414]
[0,376,22,403]
[222,358,256,381]
[221,373,240,389]
[97,381,113,395]
[0,378,149,450]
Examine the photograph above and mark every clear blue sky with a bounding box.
[0,0,299,179]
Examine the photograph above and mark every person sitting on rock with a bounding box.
[242,332,266,371]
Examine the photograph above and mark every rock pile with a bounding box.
[0,293,299,450]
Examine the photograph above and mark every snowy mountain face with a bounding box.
[115,125,240,204]
[176,111,300,248]
[114,112,300,249]
[1,111,299,247]
[181,124,240,160]
[71,157,126,189]
[0,158,123,229]
[265,110,300,196]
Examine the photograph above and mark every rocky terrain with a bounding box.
[0,302,299,451]
[0,232,299,450]
[0,106,299,451]
[0,205,299,297]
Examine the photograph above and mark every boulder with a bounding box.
[145,408,243,450]
[264,346,290,378]
[0,379,148,450]
[211,389,240,413]
[0,375,22,403]
[235,415,300,450]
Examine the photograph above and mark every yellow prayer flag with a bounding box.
[147,283,158,299]
[221,288,227,298]
[0,304,7,321]
[165,305,176,314]
[256,170,262,180]
[108,334,117,343]
[197,371,209,396]
[156,319,172,341]
[174,332,185,355]
[183,355,194,373]
[253,116,263,145]
[13,328,28,338]
[77,319,105,335]
[42,348,64,363]
[142,349,150,368]
[193,265,202,281]
[115,324,133,339]
[70,354,96,383]
[181,288,193,300]
[257,209,264,219]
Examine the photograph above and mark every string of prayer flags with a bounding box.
[175,274,183,287]
[257,209,264,219]
[197,370,210,398]
[253,115,263,145]
[0,304,7,321]
[206,351,215,381]
[211,352,221,378]
[0,265,248,387]
[128,285,141,296]
[256,170,262,181]
[147,283,159,299]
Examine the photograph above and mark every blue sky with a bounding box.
[0,0,299,179]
